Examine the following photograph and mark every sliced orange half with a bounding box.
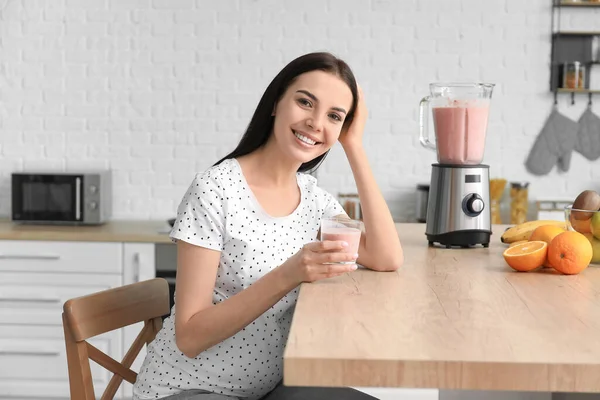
[508,240,528,248]
[503,240,547,272]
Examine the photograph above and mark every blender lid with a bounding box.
[430,82,496,89]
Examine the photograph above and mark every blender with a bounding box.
[419,82,495,248]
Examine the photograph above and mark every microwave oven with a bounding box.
[11,171,112,225]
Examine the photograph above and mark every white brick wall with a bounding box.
[1,0,600,222]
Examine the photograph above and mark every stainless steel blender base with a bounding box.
[425,164,492,248]
[426,230,491,248]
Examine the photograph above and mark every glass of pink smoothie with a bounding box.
[320,217,362,264]
[419,83,495,165]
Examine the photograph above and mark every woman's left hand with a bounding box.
[339,85,368,150]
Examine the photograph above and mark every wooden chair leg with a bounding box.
[63,312,96,400]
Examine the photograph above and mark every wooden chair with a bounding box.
[62,278,170,400]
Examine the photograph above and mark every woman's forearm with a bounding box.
[343,144,404,271]
[176,267,296,358]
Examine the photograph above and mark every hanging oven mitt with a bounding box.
[574,106,600,161]
[525,105,579,175]
[557,142,574,173]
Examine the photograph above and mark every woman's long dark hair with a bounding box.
[213,52,358,173]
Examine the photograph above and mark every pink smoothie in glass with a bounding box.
[432,105,490,165]
[321,227,361,263]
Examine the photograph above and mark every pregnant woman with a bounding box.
[132,52,403,400]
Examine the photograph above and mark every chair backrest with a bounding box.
[62,278,170,400]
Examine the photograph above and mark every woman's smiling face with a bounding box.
[269,70,354,164]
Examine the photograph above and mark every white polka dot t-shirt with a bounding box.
[132,158,346,400]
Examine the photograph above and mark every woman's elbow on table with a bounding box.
[380,253,404,271]
[363,250,404,272]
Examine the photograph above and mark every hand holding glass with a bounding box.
[320,217,362,265]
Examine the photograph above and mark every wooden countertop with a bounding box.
[0,220,174,243]
[284,223,600,393]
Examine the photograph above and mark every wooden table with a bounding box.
[0,219,173,243]
[283,223,600,393]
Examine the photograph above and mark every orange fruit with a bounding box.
[503,241,547,272]
[529,225,566,267]
[548,231,593,275]
[509,240,528,248]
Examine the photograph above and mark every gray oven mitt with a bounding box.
[525,106,579,175]
[574,106,600,161]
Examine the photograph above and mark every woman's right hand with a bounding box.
[278,241,358,286]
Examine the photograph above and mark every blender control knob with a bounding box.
[463,194,485,217]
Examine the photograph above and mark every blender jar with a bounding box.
[419,83,494,165]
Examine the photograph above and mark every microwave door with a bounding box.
[13,175,82,223]
[48,179,80,220]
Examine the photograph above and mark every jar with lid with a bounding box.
[510,182,529,224]
[490,178,507,224]
[338,193,362,220]
[561,62,586,90]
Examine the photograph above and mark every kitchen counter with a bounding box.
[0,219,173,243]
[283,223,600,393]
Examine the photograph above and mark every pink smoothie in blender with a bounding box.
[419,83,493,166]
[432,103,490,165]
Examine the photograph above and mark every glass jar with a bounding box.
[510,182,529,224]
[490,178,507,224]
[561,62,586,90]
[338,193,362,220]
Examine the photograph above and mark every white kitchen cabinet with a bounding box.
[0,334,120,399]
[0,240,122,274]
[0,272,122,325]
[0,240,156,400]
[121,243,157,400]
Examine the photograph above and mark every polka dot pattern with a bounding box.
[133,158,347,400]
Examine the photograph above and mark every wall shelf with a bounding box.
[554,1,600,7]
[557,88,600,93]
[550,2,600,92]
[553,31,600,36]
